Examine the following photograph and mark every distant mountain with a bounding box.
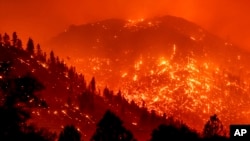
[48,15,250,133]
[49,15,250,64]
[48,15,250,86]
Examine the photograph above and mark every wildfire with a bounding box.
[68,44,250,131]
[116,53,250,130]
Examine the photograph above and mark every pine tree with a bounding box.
[36,44,42,57]
[56,56,60,64]
[139,106,149,126]
[16,39,23,50]
[103,87,111,99]
[0,34,2,47]
[91,110,136,141]
[68,66,76,80]
[12,32,18,47]
[26,38,34,54]
[150,110,157,123]
[43,52,47,62]
[3,33,10,47]
[36,44,46,62]
[89,77,96,93]
[0,62,52,141]
[203,114,225,138]
[49,51,55,64]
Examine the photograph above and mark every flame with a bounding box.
[122,72,128,78]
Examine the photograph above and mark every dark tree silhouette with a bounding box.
[48,50,57,73]
[22,126,56,141]
[16,39,23,49]
[26,38,35,54]
[139,104,149,126]
[36,44,43,58]
[0,73,48,140]
[79,90,95,113]
[0,34,3,47]
[43,52,47,61]
[0,34,2,41]
[56,56,60,64]
[91,110,136,141]
[58,125,81,141]
[150,110,157,123]
[4,72,46,107]
[3,33,10,47]
[0,61,12,78]
[49,50,56,64]
[12,32,18,47]
[89,77,96,93]
[68,66,76,80]
[103,87,111,100]
[162,113,167,122]
[35,44,47,62]
[0,61,52,141]
[203,114,225,138]
[116,90,122,100]
[150,124,199,141]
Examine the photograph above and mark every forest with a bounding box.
[0,32,231,141]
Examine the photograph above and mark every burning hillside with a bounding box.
[49,15,250,131]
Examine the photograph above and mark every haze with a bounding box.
[0,0,250,51]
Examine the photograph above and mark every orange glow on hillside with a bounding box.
[1,1,250,137]
[70,43,250,131]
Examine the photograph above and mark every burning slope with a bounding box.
[0,42,173,141]
[120,50,250,130]
[49,15,250,131]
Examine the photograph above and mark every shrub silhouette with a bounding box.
[203,114,225,138]
[202,114,229,140]
[150,123,199,141]
[58,125,81,141]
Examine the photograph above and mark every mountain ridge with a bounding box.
[47,15,250,132]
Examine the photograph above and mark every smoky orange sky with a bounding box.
[0,0,250,51]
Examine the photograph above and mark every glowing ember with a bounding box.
[116,53,250,130]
